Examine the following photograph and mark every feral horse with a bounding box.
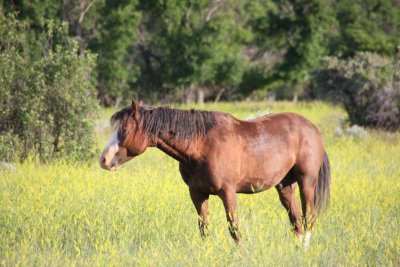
[99,100,330,247]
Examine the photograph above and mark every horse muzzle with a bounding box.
[99,155,119,171]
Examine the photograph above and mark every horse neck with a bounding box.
[152,134,200,164]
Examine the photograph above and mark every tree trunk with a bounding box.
[293,91,298,103]
[196,88,204,105]
[183,86,195,105]
[76,0,96,55]
[214,88,225,103]
[114,97,122,109]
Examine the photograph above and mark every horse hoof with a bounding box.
[303,231,312,251]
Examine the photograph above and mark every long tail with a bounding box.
[314,151,331,214]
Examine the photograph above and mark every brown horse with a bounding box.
[99,100,330,247]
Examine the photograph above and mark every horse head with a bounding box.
[99,100,150,171]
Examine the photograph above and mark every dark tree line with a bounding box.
[2,0,399,105]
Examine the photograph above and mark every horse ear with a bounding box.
[139,100,143,107]
[131,99,139,118]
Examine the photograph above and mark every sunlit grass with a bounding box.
[1,101,399,266]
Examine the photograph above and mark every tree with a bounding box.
[311,52,400,131]
[265,0,335,100]
[90,0,142,105]
[331,0,400,57]
[0,13,98,161]
[135,0,248,103]
[3,0,142,106]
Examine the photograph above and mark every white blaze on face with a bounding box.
[100,128,120,170]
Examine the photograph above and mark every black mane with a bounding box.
[110,105,218,140]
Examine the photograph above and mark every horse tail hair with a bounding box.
[314,151,331,215]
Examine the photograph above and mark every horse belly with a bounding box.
[237,150,295,194]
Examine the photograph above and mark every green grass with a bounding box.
[1,101,399,266]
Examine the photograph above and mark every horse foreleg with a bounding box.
[189,188,210,239]
[218,186,241,244]
[276,182,303,238]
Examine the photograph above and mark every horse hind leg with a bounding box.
[275,174,303,239]
[299,152,331,249]
[298,173,318,250]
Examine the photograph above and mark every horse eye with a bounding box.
[118,127,127,138]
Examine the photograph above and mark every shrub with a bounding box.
[0,13,98,162]
[310,52,400,131]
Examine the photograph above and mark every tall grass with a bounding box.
[1,102,399,266]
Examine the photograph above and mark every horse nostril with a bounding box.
[110,162,117,170]
[100,156,106,166]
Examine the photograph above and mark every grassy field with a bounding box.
[1,101,399,266]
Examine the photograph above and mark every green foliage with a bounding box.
[135,0,247,100]
[92,0,142,104]
[239,0,335,98]
[2,0,142,105]
[311,52,400,130]
[0,13,98,161]
[272,1,334,84]
[332,0,400,57]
